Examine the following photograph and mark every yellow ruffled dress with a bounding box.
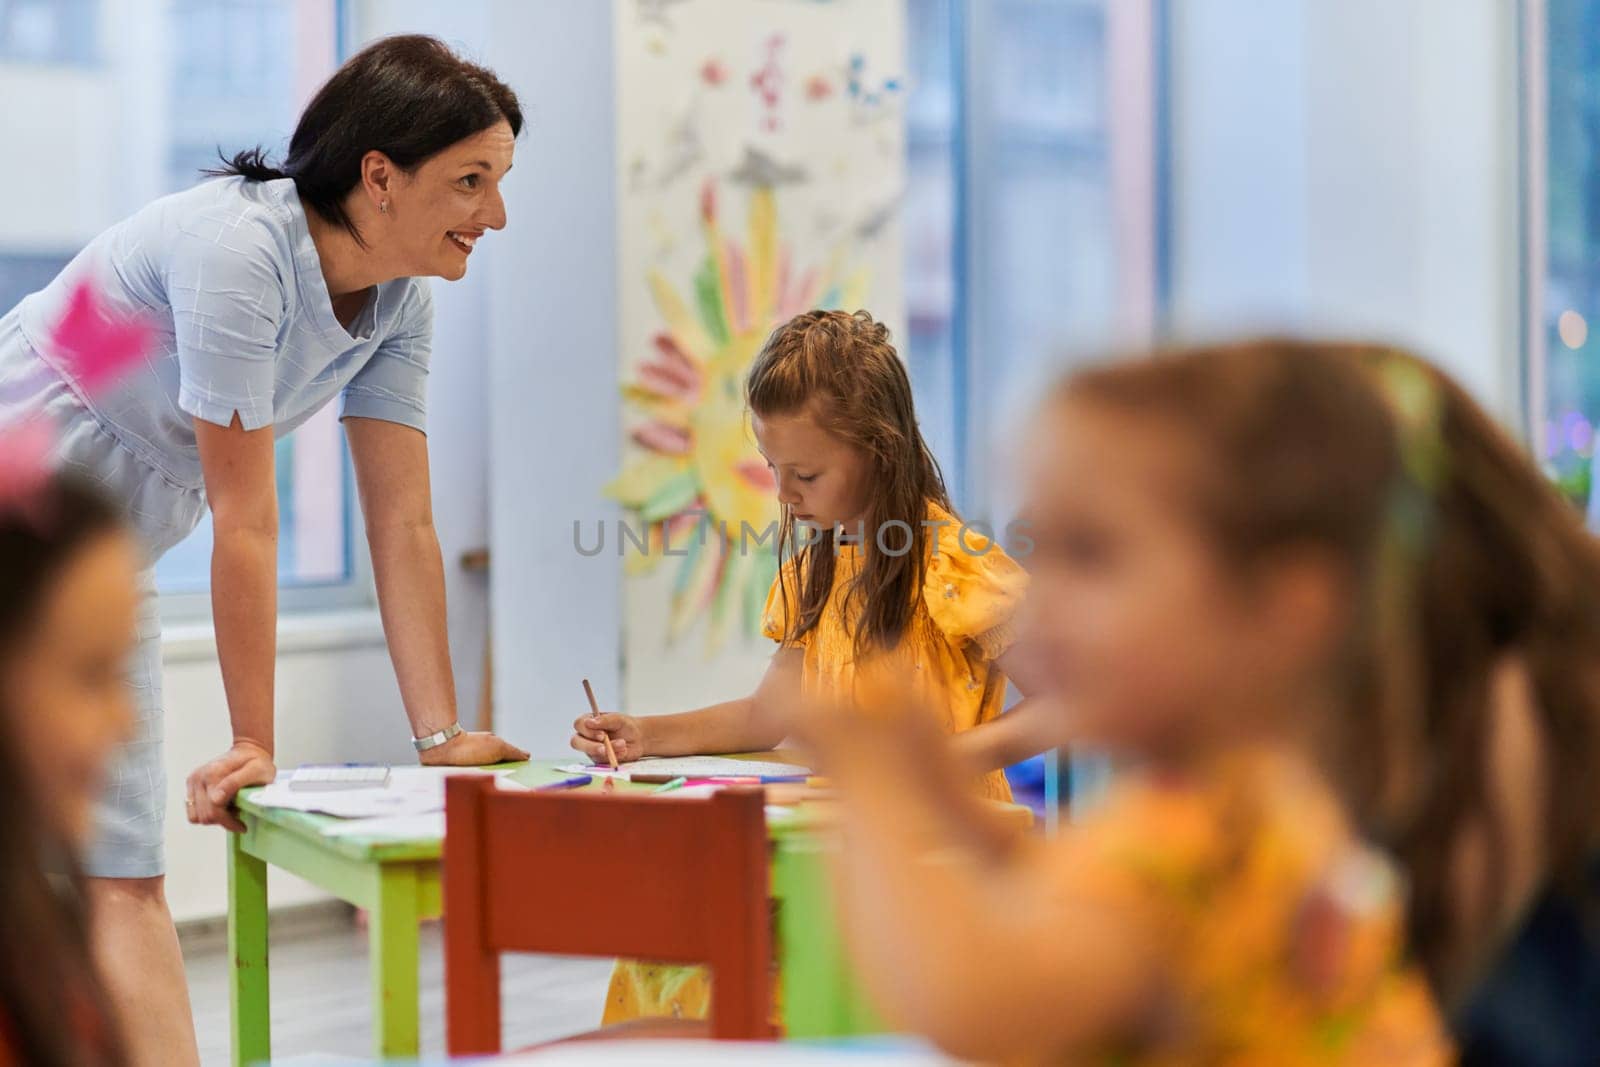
[600,501,1030,1027]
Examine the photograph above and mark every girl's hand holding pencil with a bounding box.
[571,709,645,764]
[581,678,621,770]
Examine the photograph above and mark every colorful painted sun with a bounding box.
[609,178,867,651]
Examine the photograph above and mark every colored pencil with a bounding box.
[582,677,619,771]
[538,775,593,791]
[651,777,689,794]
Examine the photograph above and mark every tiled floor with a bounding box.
[181,905,614,1064]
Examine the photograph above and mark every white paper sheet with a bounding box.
[248,766,506,819]
[558,756,811,780]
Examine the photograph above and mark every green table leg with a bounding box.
[773,835,884,1038]
[228,830,271,1067]
[370,863,422,1057]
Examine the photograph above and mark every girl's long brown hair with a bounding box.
[747,310,952,660]
[1062,339,1600,999]
[0,475,129,1067]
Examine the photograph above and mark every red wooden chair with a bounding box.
[443,776,774,1055]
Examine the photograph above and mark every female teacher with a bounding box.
[0,35,527,1064]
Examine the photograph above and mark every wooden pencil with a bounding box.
[582,677,619,772]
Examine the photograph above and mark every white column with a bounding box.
[483,0,622,755]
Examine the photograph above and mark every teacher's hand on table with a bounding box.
[570,712,643,764]
[187,739,276,833]
[417,729,530,767]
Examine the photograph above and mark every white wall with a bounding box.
[351,0,497,733]
[351,0,625,760]
[1302,0,1522,415]
[483,0,622,758]
[1169,0,1523,423]
[0,67,120,249]
[1167,0,1310,330]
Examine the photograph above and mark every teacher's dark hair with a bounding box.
[0,475,129,1067]
[209,34,522,246]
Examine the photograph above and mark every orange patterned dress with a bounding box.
[1019,747,1451,1065]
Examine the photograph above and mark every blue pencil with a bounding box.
[537,774,593,791]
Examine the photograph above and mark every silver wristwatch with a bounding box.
[412,721,464,752]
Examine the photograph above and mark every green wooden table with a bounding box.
[227,759,881,1065]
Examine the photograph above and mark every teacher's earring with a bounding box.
[380,200,389,214]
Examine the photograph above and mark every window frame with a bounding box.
[945,0,1162,520]
[909,0,1164,819]
[1520,0,1547,452]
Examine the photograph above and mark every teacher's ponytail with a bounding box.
[209,146,288,183]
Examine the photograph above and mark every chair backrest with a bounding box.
[443,776,774,1054]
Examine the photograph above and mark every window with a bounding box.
[0,0,362,609]
[1537,0,1600,519]
[903,0,1153,512]
[0,0,98,66]
[904,0,1160,811]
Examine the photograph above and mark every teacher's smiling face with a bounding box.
[231,35,522,293]
[369,119,516,282]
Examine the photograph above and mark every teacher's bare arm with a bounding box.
[345,416,527,765]
[187,412,279,830]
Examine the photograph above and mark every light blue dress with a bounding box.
[0,176,433,877]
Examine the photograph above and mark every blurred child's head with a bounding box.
[1022,338,1600,989]
[747,309,951,654]
[1019,340,1397,767]
[0,475,138,846]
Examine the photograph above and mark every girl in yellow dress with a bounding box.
[797,340,1455,1064]
[570,308,1051,1026]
